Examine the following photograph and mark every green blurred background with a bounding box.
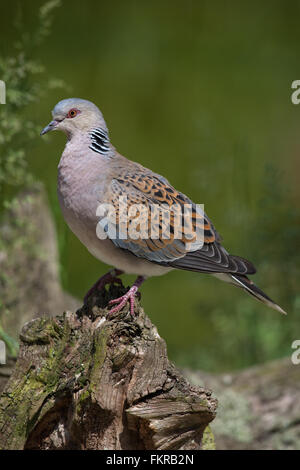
[1,0,300,371]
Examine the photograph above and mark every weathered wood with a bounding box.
[0,185,80,344]
[0,284,217,450]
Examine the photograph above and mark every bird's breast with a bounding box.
[56,147,172,277]
[57,149,107,245]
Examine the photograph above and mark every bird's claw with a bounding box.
[108,286,139,316]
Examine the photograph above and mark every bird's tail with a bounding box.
[213,273,287,315]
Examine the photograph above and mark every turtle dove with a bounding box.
[41,98,286,316]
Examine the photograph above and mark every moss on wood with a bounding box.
[0,285,217,450]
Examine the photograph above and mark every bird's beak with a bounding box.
[40,119,60,136]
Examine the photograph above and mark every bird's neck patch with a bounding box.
[89,128,110,155]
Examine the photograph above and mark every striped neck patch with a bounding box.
[89,128,110,155]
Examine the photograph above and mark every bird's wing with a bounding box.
[99,169,255,274]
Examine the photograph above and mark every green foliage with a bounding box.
[0,0,63,355]
[0,0,62,210]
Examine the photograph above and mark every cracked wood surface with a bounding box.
[0,284,217,450]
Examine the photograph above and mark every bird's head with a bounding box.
[40,98,108,138]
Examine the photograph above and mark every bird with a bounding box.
[40,98,286,316]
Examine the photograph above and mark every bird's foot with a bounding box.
[108,286,139,316]
[84,269,123,304]
[108,275,145,316]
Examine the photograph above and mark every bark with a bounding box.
[0,184,80,344]
[0,284,217,450]
[0,185,80,392]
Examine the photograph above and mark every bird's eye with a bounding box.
[67,108,79,118]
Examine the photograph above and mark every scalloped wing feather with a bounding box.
[99,167,255,274]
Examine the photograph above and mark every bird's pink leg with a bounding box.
[108,276,146,316]
[84,269,124,303]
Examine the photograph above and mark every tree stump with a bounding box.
[0,284,217,450]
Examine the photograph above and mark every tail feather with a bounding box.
[213,273,287,315]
